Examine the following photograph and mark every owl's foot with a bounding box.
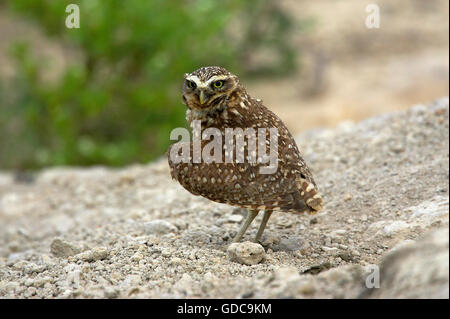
[254,210,273,243]
[231,209,259,243]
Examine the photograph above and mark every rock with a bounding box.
[75,247,109,262]
[0,281,20,293]
[24,263,46,274]
[104,287,120,299]
[272,236,303,251]
[303,262,332,275]
[123,274,141,286]
[362,227,449,298]
[131,252,143,262]
[338,252,354,262]
[321,246,339,253]
[24,278,34,287]
[50,238,82,257]
[227,214,244,223]
[142,220,177,235]
[227,241,266,265]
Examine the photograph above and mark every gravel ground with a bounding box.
[0,97,448,298]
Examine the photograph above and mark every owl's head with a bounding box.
[182,66,239,110]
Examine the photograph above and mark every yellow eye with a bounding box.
[186,80,196,89]
[213,80,224,88]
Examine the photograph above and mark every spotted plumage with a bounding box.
[168,66,323,243]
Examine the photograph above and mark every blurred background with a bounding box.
[0,0,448,171]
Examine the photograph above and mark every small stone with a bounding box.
[303,262,332,275]
[142,220,177,235]
[338,252,354,262]
[389,143,405,153]
[344,193,352,201]
[76,247,108,262]
[273,236,303,251]
[170,257,183,266]
[24,263,46,274]
[351,249,361,257]
[227,214,244,223]
[24,278,34,287]
[161,249,172,258]
[124,274,141,286]
[50,238,82,258]
[33,276,52,288]
[321,246,338,253]
[104,288,120,299]
[227,241,266,265]
[1,281,19,293]
[93,247,109,260]
[12,261,28,270]
[24,287,36,297]
[131,252,143,262]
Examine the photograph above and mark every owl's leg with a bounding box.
[231,210,259,243]
[254,210,273,243]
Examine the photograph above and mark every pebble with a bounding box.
[227,214,244,223]
[332,229,347,236]
[24,263,46,274]
[142,220,177,235]
[1,282,19,293]
[273,236,303,252]
[131,252,144,262]
[351,249,361,257]
[104,287,120,299]
[124,274,141,286]
[75,247,109,262]
[170,257,183,266]
[338,252,354,262]
[227,242,266,265]
[24,287,36,297]
[24,278,34,287]
[50,238,82,257]
[321,246,339,253]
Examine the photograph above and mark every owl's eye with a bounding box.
[213,80,224,89]
[186,80,196,89]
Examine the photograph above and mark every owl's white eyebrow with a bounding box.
[185,75,201,85]
[185,75,230,88]
[206,75,229,84]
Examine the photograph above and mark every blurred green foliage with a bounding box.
[0,0,298,169]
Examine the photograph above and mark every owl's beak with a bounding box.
[199,90,209,105]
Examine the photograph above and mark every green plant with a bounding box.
[1,0,299,169]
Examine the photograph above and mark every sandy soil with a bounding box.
[0,98,448,298]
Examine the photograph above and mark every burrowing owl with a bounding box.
[168,66,323,243]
